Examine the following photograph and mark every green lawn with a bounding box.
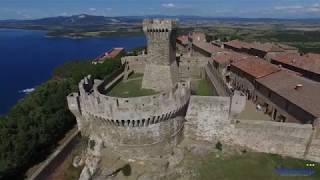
[195,152,320,180]
[194,79,215,96]
[106,75,157,97]
[128,73,143,79]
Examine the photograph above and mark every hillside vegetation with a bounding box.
[0,57,122,179]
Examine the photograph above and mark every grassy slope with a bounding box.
[194,79,214,96]
[195,152,320,180]
[106,74,156,97]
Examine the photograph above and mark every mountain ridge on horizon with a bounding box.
[2,13,320,22]
[1,14,320,35]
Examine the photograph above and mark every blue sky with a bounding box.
[0,0,320,20]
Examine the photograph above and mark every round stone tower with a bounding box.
[142,19,179,91]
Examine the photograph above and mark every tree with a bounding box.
[0,56,122,179]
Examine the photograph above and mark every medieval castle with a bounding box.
[67,19,320,179]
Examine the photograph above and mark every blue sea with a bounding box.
[0,28,146,115]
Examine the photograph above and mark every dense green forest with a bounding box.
[0,56,122,179]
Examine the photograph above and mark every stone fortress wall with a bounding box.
[178,56,209,79]
[121,55,147,74]
[122,55,209,81]
[66,19,320,180]
[80,76,190,125]
[185,95,320,163]
[67,72,191,158]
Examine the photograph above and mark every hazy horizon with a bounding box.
[1,0,320,20]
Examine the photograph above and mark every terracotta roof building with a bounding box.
[255,70,320,123]
[231,56,281,79]
[192,41,225,57]
[176,35,189,47]
[271,53,320,82]
[229,56,281,100]
[224,40,252,53]
[249,42,284,58]
[93,48,125,64]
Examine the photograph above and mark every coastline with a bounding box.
[0,26,143,39]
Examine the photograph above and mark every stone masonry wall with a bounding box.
[142,63,179,91]
[142,19,178,91]
[68,77,190,129]
[67,72,191,158]
[231,120,313,159]
[185,96,320,162]
[185,96,232,142]
[179,56,209,79]
[121,55,147,74]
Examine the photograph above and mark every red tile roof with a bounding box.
[304,53,320,60]
[224,40,251,49]
[250,42,284,53]
[231,56,281,79]
[257,70,320,118]
[94,48,124,62]
[193,41,225,54]
[176,35,189,45]
[105,48,124,58]
[225,40,290,53]
[272,53,320,74]
[213,51,249,64]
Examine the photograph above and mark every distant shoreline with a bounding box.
[0,26,144,38]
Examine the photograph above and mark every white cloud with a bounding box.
[274,5,303,11]
[307,3,320,12]
[60,12,68,16]
[89,8,96,11]
[162,3,176,8]
[106,8,112,11]
[274,3,320,13]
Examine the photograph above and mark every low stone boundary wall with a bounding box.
[232,119,313,159]
[28,128,80,180]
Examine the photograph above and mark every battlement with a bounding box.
[143,19,177,32]
[68,72,191,128]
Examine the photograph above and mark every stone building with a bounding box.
[224,40,252,53]
[92,47,125,64]
[176,35,189,54]
[270,53,320,82]
[255,70,320,123]
[248,42,284,59]
[192,41,225,57]
[229,56,280,99]
[212,51,248,78]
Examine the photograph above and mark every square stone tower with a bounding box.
[142,19,179,91]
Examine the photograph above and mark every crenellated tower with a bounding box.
[142,19,179,91]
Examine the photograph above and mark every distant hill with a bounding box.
[1,14,320,38]
[0,14,144,30]
[1,14,320,30]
